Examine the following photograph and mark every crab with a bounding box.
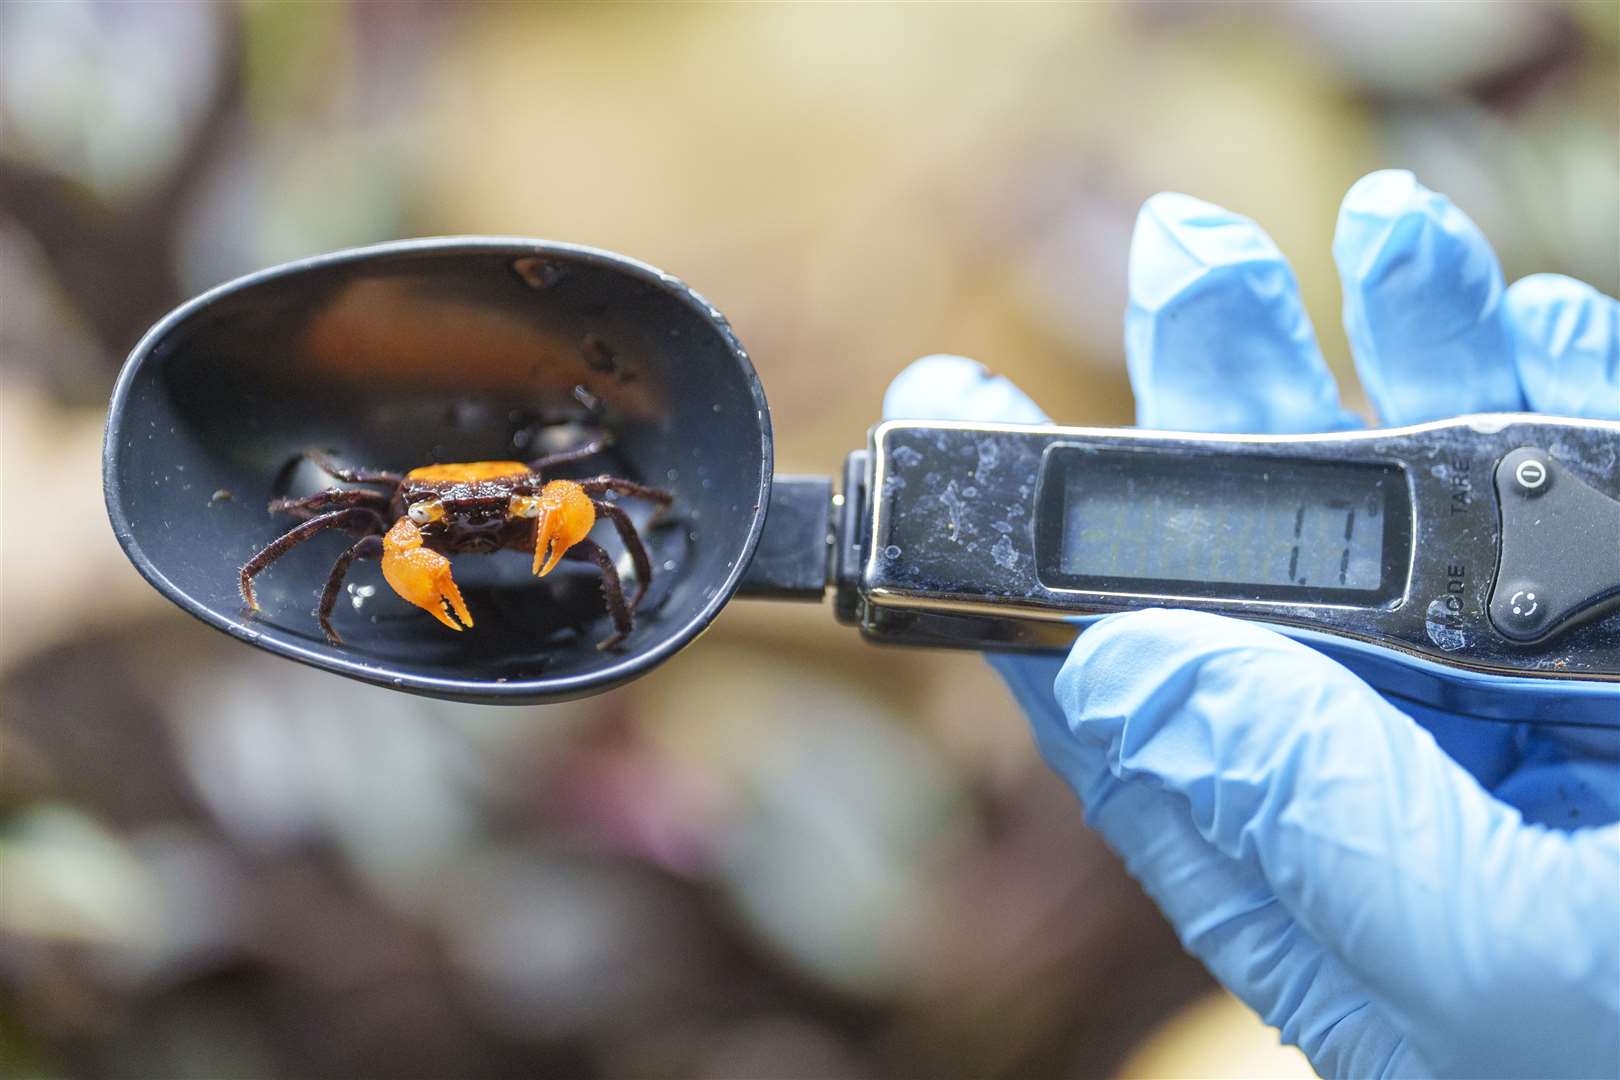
[238,438,672,649]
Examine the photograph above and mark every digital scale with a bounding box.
[792,413,1619,726]
[103,238,1620,723]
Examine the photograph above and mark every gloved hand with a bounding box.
[883,170,1620,1078]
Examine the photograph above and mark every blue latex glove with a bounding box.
[884,170,1620,1078]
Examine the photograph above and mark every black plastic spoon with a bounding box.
[103,238,777,704]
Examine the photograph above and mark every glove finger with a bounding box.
[987,652,1070,752]
[1506,273,1620,420]
[1334,170,1525,424]
[882,353,1051,424]
[1057,609,1620,1078]
[1126,192,1360,435]
[1061,739,1420,1079]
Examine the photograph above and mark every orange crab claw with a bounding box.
[523,480,595,577]
[381,518,474,631]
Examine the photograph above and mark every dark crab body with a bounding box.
[238,439,672,649]
[400,471,535,554]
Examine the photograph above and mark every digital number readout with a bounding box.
[1037,449,1406,603]
[1062,472,1384,588]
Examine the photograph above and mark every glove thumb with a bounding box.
[1056,610,1620,1078]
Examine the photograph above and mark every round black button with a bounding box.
[1492,580,1554,641]
[1513,458,1548,491]
[1499,448,1554,500]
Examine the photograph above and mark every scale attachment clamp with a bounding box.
[742,413,1620,727]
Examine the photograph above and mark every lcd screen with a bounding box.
[1035,447,1410,605]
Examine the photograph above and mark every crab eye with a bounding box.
[509,494,541,519]
[408,499,445,525]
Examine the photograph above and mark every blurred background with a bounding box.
[1,2,1615,1077]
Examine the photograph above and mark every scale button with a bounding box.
[1495,582,1552,634]
[1513,457,1549,493]
[1489,447,1620,644]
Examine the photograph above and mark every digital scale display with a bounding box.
[1035,447,1411,606]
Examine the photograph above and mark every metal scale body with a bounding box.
[798,414,1620,726]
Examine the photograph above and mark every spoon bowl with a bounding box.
[103,239,772,703]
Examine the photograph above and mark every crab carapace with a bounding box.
[239,438,672,649]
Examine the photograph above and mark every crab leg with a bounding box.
[566,540,633,650]
[316,534,384,646]
[240,507,387,611]
[578,475,673,508]
[591,500,653,608]
[269,487,392,519]
[301,450,403,486]
[528,432,612,473]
